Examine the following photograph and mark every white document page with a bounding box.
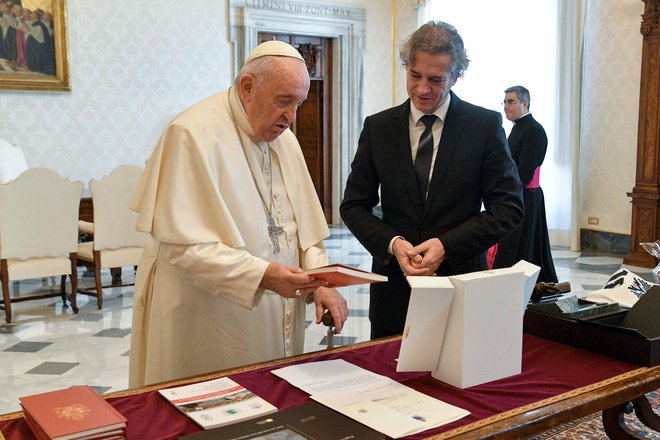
[271,359,469,439]
[271,359,390,395]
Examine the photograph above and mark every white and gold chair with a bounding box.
[0,168,83,323]
[76,165,146,309]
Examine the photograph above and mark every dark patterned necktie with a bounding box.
[414,114,437,200]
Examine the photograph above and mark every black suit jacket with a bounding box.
[340,92,524,336]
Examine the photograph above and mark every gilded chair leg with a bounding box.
[1,259,12,323]
[70,253,79,314]
[93,250,103,309]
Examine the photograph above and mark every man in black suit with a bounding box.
[340,21,524,339]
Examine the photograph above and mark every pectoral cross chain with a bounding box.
[268,215,285,254]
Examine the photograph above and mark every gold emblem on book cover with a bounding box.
[54,403,91,421]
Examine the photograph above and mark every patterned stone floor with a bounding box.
[0,224,657,438]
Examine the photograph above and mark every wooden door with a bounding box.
[258,33,333,223]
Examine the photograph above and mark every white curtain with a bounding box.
[554,0,588,251]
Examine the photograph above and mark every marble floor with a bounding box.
[0,224,655,423]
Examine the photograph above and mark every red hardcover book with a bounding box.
[19,386,127,440]
[303,263,387,287]
[23,410,125,440]
[23,411,48,440]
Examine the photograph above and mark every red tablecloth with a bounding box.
[0,334,641,440]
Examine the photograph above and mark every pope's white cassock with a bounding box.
[128,85,330,387]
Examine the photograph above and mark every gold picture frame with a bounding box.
[0,0,69,92]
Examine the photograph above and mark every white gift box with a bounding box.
[397,262,540,389]
[396,276,454,373]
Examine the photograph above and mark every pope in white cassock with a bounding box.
[128,41,349,387]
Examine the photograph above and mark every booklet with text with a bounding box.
[303,263,387,287]
[159,377,277,430]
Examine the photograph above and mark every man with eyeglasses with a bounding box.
[340,21,524,339]
[493,86,558,283]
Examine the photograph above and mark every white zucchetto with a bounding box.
[244,40,304,65]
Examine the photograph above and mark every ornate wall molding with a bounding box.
[641,0,660,35]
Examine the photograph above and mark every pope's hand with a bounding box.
[312,286,348,334]
[259,262,325,298]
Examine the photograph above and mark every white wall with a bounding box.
[580,0,643,235]
[0,0,395,186]
[1,0,231,184]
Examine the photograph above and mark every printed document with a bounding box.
[271,359,469,438]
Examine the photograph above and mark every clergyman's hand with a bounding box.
[259,262,325,298]
[392,237,428,276]
[312,286,348,334]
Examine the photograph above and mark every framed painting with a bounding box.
[0,0,69,92]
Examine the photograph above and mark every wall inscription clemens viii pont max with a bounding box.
[244,0,353,18]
